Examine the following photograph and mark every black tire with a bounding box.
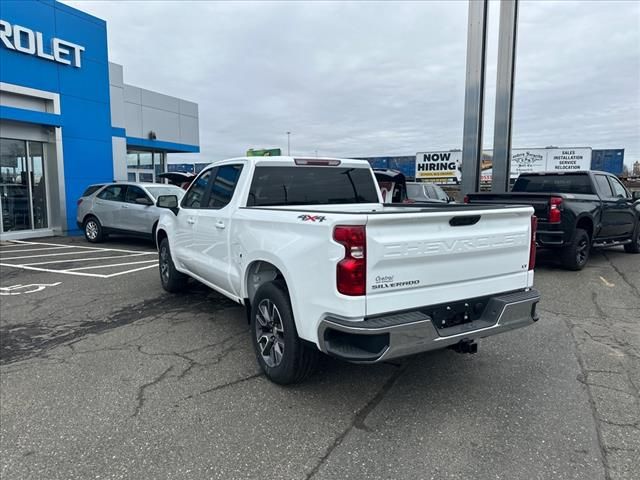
[158,238,188,293]
[151,222,158,247]
[561,228,590,270]
[623,220,640,254]
[83,216,104,243]
[250,281,318,385]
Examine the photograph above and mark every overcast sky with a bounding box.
[66,0,640,167]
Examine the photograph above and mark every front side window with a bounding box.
[182,170,212,209]
[97,185,126,202]
[125,186,150,204]
[608,177,630,199]
[207,164,243,208]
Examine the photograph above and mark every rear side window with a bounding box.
[594,175,614,197]
[82,185,104,197]
[207,165,243,208]
[97,185,126,202]
[247,166,379,206]
[512,174,594,194]
[182,170,212,208]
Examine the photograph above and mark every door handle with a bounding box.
[187,217,196,225]
[121,205,129,209]
[215,221,226,229]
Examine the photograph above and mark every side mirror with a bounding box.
[135,197,153,206]
[632,191,640,201]
[156,194,179,214]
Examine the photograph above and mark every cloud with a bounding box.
[64,0,640,166]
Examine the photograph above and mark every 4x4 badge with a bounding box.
[298,214,326,223]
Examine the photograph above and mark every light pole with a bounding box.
[286,131,291,156]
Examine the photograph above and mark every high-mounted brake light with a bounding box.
[529,215,538,271]
[294,158,341,166]
[549,196,563,223]
[333,225,366,296]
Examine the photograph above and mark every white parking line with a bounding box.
[0,240,158,279]
[66,259,157,271]
[102,264,158,278]
[0,241,38,248]
[1,250,138,261]
[24,252,152,266]
[2,239,155,254]
[0,245,75,253]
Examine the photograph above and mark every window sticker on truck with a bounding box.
[371,275,420,290]
[298,214,327,222]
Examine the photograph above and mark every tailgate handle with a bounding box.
[449,215,480,227]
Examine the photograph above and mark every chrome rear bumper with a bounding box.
[317,289,540,363]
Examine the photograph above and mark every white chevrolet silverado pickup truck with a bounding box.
[155,156,540,384]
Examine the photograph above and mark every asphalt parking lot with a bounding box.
[1,236,638,480]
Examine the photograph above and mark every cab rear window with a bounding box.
[512,174,593,194]
[247,166,379,206]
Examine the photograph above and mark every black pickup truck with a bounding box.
[466,171,640,270]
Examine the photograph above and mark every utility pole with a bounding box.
[286,131,291,156]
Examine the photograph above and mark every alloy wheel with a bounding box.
[255,299,285,367]
[159,245,170,284]
[85,221,98,240]
[577,238,589,265]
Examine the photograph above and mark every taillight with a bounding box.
[463,195,470,204]
[333,225,366,296]
[77,199,83,206]
[549,196,562,223]
[529,215,538,271]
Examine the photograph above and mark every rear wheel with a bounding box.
[250,281,318,384]
[159,238,188,292]
[623,220,640,254]
[83,216,104,243]
[561,228,590,270]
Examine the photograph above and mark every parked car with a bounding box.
[406,181,453,203]
[155,156,540,384]
[76,182,185,243]
[465,171,640,270]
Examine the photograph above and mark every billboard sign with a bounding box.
[545,148,591,172]
[479,147,592,182]
[415,151,461,183]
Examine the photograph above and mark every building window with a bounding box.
[126,150,166,183]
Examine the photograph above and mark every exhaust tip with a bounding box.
[449,339,478,354]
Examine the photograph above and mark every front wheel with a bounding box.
[561,228,590,270]
[159,238,188,293]
[623,221,640,254]
[250,281,318,385]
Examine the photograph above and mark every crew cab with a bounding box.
[466,171,640,270]
[155,156,540,384]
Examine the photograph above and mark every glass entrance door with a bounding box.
[0,138,48,233]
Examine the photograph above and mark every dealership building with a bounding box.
[0,0,200,239]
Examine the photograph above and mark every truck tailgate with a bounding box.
[467,193,550,221]
[365,206,534,316]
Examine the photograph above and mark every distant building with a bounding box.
[633,161,640,176]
